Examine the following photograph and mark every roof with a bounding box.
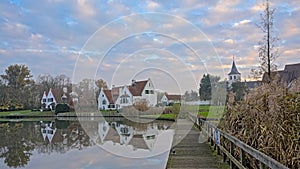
[51,89,63,102]
[165,93,182,101]
[128,80,148,96]
[103,89,114,104]
[228,60,240,75]
[262,63,300,83]
[111,86,122,102]
[243,81,262,89]
[129,134,149,150]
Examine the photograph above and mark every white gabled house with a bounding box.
[116,86,133,109]
[41,89,57,110]
[97,89,116,110]
[161,93,182,106]
[41,87,70,111]
[97,78,157,110]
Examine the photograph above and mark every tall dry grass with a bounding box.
[220,77,300,168]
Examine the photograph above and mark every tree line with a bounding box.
[0,64,108,111]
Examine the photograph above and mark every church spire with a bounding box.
[228,57,240,75]
[228,57,241,87]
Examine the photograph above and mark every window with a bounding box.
[234,76,236,80]
[150,90,154,94]
[121,98,128,104]
[42,99,46,103]
[145,90,149,94]
[102,94,104,97]
[102,100,107,105]
[48,98,53,102]
[229,76,232,80]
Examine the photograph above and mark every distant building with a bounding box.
[97,78,157,110]
[160,93,182,106]
[228,59,262,90]
[41,87,70,111]
[262,63,300,89]
[228,59,241,88]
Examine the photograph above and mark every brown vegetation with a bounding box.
[220,78,300,168]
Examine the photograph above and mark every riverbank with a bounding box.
[0,105,224,121]
[0,110,177,121]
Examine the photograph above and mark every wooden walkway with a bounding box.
[166,118,223,169]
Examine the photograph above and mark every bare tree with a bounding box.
[251,0,279,81]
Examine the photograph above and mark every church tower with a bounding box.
[228,59,241,87]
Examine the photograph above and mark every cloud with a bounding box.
[233,19,251,27]
[224,38,234,44]
[77,0,95,17]
[146,1,160,10]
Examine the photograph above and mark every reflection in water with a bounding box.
[94,120,173,158]
[0,118,174,169]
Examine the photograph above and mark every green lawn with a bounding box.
[141,113,177,120]
[198,105,225,118]
[0,110,56,116]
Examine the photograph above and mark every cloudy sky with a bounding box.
[1,0,299,93]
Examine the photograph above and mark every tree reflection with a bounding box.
[0,123,34,168]
[0,119,173,168]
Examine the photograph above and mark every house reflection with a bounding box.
[0,119,173,168]
[97,120,169,152]
[40,121,56,143]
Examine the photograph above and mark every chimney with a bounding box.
[132,79,136,86]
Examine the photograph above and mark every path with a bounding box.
[166,118,223,169]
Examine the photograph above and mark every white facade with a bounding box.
[138,80,157,107]
[41,89,57,110]
[98,90,110,110]
[116,86,133,109]
[97,78,158,110]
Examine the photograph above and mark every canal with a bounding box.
[0,117,175,169]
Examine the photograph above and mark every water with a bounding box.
[0,118,175,169]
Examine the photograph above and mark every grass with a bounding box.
[0,105,225,119]
[183,105,225,118]
[141,113,177,120]
[0,110,56,116]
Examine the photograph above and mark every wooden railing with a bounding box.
[187,113,289,169]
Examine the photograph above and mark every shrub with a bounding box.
[219,78,300,168]
[55,104,70,114]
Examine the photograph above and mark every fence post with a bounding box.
[240,148,245,167]
[230,141,235,169]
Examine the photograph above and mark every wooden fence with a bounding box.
[187,113,289,169]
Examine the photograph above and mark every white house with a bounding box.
[97,89,116,110]
[41,88,69,111]
[161,93,182,106]
[97,78,157,110]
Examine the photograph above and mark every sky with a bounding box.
[1,0,299,93]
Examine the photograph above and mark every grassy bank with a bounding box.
[0,110,55,116]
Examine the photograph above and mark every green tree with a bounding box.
[1,64,33,89]
[0,64,33,109]
[251,0,279,81]
[231,81,248,102]
[199,74,211,101]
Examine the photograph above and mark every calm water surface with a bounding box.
[0,118,174,169]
